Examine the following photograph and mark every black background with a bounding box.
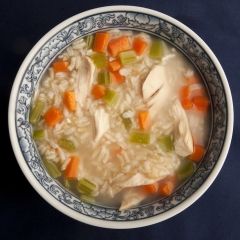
[1,0,240,239]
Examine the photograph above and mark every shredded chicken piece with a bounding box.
[142,65,165,100]
[120,189,147,211]
[94,107,109,142]
[76,56,95,106]
[111,171,170,196]
[115,173,158,189]
[170,99,193,157]
[142,64,171,120]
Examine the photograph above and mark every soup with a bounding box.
[30,30,210,210]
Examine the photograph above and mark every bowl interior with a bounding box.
[12,7,229,225]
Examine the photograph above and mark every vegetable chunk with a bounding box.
[133,37,147,55]
[129,131,150,144]
[108,36,131,57]
[63,91,76,112]
[93,32,110,53]
[44,107,63,127]
[29,100,45,124]
[65,156,80,179]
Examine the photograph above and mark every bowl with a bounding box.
[8,5,233,229]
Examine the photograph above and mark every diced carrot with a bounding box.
[52,60,69,73]
[91,84,106,99]
[192,96,210,112]
[179,85,193,110]
[108,36,131,57]
[143,182,159,194]
[44,107,63,127]
[63,91,76,112]
[133,37,148,55]
[181,98,193,110]
[188,144,205,162]
[110,71,125,84]
[108,60,121,72]
[159,176,176,197]
[180,85,190,99]
[93,32,110,53]
[186,74,200,85]
[65,156,80,179]
[159,181,174,196]
[138,111,150,130]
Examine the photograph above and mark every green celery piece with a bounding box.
[149,40,163,59]
[129,131,150,144]
[157,135,174,152]
[44,159,61,178]
[63,179,71,189]
[103,89,118,106]
[81,195,95,204]
[119,50,137,65]
[63,178,77,189]
[77,178,96,195]
[177,159,196,181]
[58,138,76,152]
[84,35,94,49]
[121,117,132,131]
[91,53,107,68]
[121,111,133,131]
[97,70,110,85]
[29,100,45,124]
[33,129,45,140]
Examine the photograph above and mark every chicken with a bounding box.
[142,65,165,100]
[110,169,173,198]
[142,64,172,121]
[170,99,193,157]
[120,188,147,211]
[112,173,160,195]
[94,107,109,142]
[76,56,95,107]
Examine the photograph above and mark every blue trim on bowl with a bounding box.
[15,11,227,221]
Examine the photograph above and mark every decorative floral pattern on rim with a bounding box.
[16,11,227,221]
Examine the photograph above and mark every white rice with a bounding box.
[33,30,209,203]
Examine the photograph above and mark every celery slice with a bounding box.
[84,35,94,49]
[177,159,196,181]
[121,117,132,131]
[81,195,95,203]
[63,178,77,189]
[91,53,107,68]
[119,50,137,65]
[121,111,133,130]
[103,89,118,106]
[97,70,110,85]
[157,135,174,152]
[33,129,45,140]
[43,159,61,178]
[29,100,45,124]
[129,131,150,144]
[63,179,71,189]
[149,40,163,59]
[77,178,96,195]
[58,138,76,152]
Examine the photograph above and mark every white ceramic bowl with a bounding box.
[9,6,233,229]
